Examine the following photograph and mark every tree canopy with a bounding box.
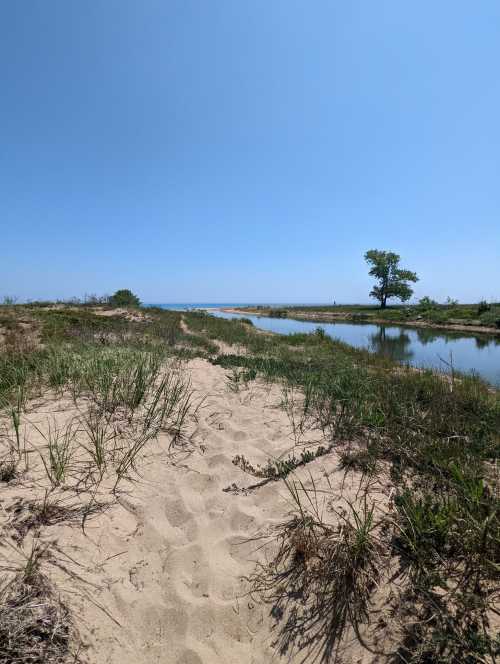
[364,250,418,308]
[109,289,141,307]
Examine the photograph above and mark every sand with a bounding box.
[0,357,389,663]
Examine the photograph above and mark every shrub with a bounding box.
[426,309,449,324]
[418,296,438,309]
[314,327,327,340]
[480,309,500,328]
[109,289,141,307]
[477,300,490,315]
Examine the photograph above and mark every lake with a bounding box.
[211,309,500,386]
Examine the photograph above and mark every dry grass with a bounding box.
[0,542,74,664]
[0,454,18,483]
[248,475,387,662]
[6,490,107,544]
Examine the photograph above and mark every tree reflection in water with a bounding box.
[369,327,413,363]
[415,326,499,350]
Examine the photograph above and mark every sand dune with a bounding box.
[0,357,387,663]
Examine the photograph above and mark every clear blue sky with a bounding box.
[1,1,499,303]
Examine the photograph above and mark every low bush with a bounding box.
[480,308,500,328]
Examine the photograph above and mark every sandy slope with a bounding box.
[0,358,388,663]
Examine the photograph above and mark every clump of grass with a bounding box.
[148,320,180,345]
[294,366,372,444]
[117,351,162,415]
[249,478,383,661]
[9,386,24,454]
[339,444,378,475]
[0,541,73,664]
[0,454,18,482]
[68,346,168,416]
[395,591,500,663]
[7,490,104,543]
[35,418,76,487]
[281,382,315,445]
[167,384,198,446]
[0,352,36,408]
[140,367,197,445]
[391,468,500,662]
[113,431,151,491]
[178,331,219,356]
[44,347,76,392]
[80,407,116,478]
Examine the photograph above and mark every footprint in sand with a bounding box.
[186,471,217,493]
[164,497,199,543]
[223,534,259,563]
[169,544,211,599]
[229,429,248,441]
[189,603,253,644]
[206,453,232,469]
[229,507,256,533]
[177,650,203,664]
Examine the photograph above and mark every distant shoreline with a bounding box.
[219,307,500,336]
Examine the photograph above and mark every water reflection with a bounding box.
[369,327,413,363]
[415,326,500,350]
[475,334,500,349]
[415,328,443,345]
[209,309,500,386]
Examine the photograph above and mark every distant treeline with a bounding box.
[2,289,141,308]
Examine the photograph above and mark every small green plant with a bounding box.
[225,367,256,392]
[80,408,116,477]
[9,386,24,455]
[141,369,196,445]
[233,446,328,480]
[118,352,162,415]
[35,418,76,487]
[113,431,151,491]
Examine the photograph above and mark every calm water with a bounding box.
[147,303,261,311]
[210,309,500,387]
[148,304,500,386]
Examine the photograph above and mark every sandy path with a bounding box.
[0,357,385,663]
[84,358,289,663]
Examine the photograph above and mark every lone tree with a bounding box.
[109,289,141,307]
[364,250,418,308]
